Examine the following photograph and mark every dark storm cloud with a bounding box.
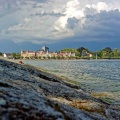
[67,17,79,29]
[65,9,120,42]
[1,0,120,48]
[84,9,120,40]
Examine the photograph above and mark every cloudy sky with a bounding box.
[0,0,120,52]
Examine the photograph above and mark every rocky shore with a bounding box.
[0,59,120,120]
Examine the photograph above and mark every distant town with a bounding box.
[1,45,120,60]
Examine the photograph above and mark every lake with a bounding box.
[23,59,120,104]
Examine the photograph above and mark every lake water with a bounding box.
[23,60,120,103]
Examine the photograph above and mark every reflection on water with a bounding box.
[23,60,120,103]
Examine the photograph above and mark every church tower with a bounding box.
[42,44,49,52]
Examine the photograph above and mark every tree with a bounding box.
[0,52,3,56]
[75,51,80,57]
[56,56,60,59]
[103,47,112,53]
[39,56,42,59]
[34,56,38,59]
[77,47,86,55]
[102,51,108,58]
[77,47,92,57]
[30,56,34,59]
[25,57,29,59]
[118,51,120,57]
[81,50,87,57]
[113,48,118,58]
[61,48,75,53]
[42,56,46,59]
[61,56,65,59]
[11,52,21,59]
[20,56,24,59]
[94,47,113,59]
[47,56,50,59]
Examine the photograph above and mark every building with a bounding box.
[21,45,76,59]
[81,50,93,58]
[21,50,36,58]
[42,44,49,52]
[87,53,93,58]
[21,45,50,59]
[3,53,12,58]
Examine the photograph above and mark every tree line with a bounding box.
[0,47,120,59]
[60,47,120,59]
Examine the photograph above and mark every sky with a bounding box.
[0,0,120,52]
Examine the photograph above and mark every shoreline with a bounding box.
[1,56,120,61]
[2,57,120,104]
[0,58,120,119]
[22,59,120,104]
[3,57,120,104]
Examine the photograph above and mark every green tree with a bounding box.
[20,56,24,59]
[56,56,60,59]
[75,51,80,57]
[94,47,113,59]
[113,48,118,58]
[81,50,87,57]
[77,47,92,57]
[11,52,21,59]
[39,56,42,59]
[25,57,29,59]
[101,47,113,59]
[34,56,38,59]
[102,51,108,58]
[42,56,46,59]
[61,56,65,59]
[0,52,3,56]
[118,51,120,57]
[47,56,50,59]
[103,47,112,53]
[30,56,34,59]
[61,48,75,53]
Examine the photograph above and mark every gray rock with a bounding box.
[0,99,6,106]
[0,59,120,120]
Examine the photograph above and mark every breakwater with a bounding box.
[0,59,120,120]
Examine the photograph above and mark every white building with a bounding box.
[3,53,12,58]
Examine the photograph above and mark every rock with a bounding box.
[70,100,106,116]
[0,59,120,120]
[0,99,6,106]
[18,61,24,64]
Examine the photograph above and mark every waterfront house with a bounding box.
[21,45,76,59]
[3,53,12,58]
[21,50,36,58]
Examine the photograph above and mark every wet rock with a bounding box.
[0,59,120,120]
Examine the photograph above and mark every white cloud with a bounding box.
[0,0,120,44]
[85,2,108,13]
[55,1,109,31]
[96,2,108,12]
[24,18,31,23]
[54,0,84,33]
